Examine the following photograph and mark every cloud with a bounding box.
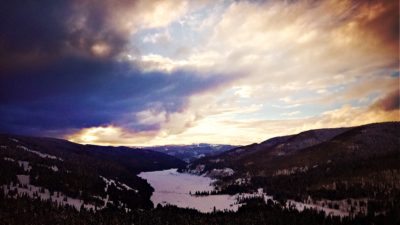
[134,0,398,104]
[0,0,189,74]
[0,0,398,146]
[370,89,400,111]
[66,100,399,146]
[142,31,171,44]
[281,111,301,117]
[0,55,229,137]
[67,125,158,146]
[234,86,254,98]
[0,0,232,139]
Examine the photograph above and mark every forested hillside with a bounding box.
[0,134,185,211]
[187,122,400,217]
[1,122,399,224]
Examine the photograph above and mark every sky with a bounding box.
[0,0,398,146]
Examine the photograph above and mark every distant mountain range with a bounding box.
[143,144,237,162]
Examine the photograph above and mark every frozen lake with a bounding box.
[138,168,349,217]
[138,169,241,213]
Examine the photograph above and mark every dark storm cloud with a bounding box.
[357,0,399,54]
[370,90,400,112]
[0,0,230,136]
[0,0,69,72]
[0,56,228,136]
[0,0,130,73]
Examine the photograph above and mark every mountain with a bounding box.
[1,122,399,224]
[144,144,237,162]
[0,134,185,212]
[192,127,349,166]
[188,122,399,176]
[187,122,400,216]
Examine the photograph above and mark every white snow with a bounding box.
[4,157,15,162]
[93,194,113,209]
[92,195,113,209]
[119,183,136,192]
[99,176,141,208]
[286,200,349,217]
[312,198,368,216]
[207,168,234,177]
[234,178,250,185]
[2,176,96,211]
[35,164,60,172]
[50,165,59,172]
[139,169,351,217]
[17,161,32,172]
[100,176,138,193]
[273,166,308,176]
[17,175,30,185]
[187,164,205,174]
[10,138,19,143]
[138,169,243,213]
[3,158,32,171]
[16,145,63,161]
[100,176,119,191]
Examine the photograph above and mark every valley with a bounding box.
[1,0,398,224]
[0,122,399,225]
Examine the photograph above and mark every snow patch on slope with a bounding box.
[16,145,63,161]
[2,175,96,211]
[100,176,138,193]
[17,161,32,172]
